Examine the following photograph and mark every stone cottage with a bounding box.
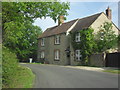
[37,7,119,66]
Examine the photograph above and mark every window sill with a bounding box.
[76,61,81,62]
[75,41,80,43]
[54,43,60,45]
[74,59,81,62]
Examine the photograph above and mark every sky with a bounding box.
[33,2,118,31]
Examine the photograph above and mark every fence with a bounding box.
[90,52,119,67]
[105,52,119,67]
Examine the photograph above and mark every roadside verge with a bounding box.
[3,65,35,88]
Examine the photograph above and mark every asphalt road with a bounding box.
[21,64,118,88]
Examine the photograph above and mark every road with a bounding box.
[21,64,118,88]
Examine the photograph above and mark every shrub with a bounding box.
[2,46,18,87]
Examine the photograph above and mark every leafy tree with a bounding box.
[3,20,42,61]
[2,2,70,31]
[95,22,118,53]
[2,2,70,61]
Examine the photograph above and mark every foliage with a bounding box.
[118,34,120,51]
[71,28,96,65]
[4,66,35,88]
[4,21,42,61]
[2,2,70,61]
[2,46,18,87]
[95,22,118,53]
[2,2,70,24]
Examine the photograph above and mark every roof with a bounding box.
[71,13,102,32]
[39,19,78,38]
[38,12,102,38]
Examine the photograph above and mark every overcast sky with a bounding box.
[33,2,118,31]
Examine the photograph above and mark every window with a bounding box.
[55,35,60,44]
[99,30,105,41]
[75,32,80,42]
[41,38,45,46]
[54,50,60,60]
[41,51,45,58]
[75,50,82,61]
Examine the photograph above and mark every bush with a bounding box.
[2,46,18,87]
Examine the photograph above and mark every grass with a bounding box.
[103,69,120,74]
[4,65,35,88]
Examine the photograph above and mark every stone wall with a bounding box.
[89,53,105,67]
[91,13,119,35]
[38,33,70,65]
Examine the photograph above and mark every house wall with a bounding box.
[91,12,119,53]
[38,33,70,65]
[69,13,119,66]
[69,35,82,66]
[91,13,119,35]
[37,12,119,66]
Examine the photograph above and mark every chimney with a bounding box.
[58,15,64,25]
[106,6,112,20]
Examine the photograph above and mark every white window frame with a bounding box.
[54,50,60,60]
[41,38,45,46]
[75,50,82,61]
[100,31,104,41]
[55,35,60,44]
[41,51,45,58]
[75,32,80,42]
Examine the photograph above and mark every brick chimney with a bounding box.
[58,15,64,25]
[106,6,112,20]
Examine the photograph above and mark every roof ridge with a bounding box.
[44,12,102,31]
[78,12,102,20]
[63,18,79,24]
[38,12,103,38]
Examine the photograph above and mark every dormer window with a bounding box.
[75,32,80,42]
[41,38,45,46]
[55,35,60,44]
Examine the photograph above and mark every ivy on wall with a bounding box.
[70,28,96,65]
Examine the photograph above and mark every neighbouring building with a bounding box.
[37,7,119,66]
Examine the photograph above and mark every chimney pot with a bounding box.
[58,15,64,25]
[106,6,112,20]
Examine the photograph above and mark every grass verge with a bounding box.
[103,69,120,74]
[4,65,35,88]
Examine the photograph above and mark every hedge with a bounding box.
[2,46,18,87]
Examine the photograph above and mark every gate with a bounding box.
[105,52,120,67]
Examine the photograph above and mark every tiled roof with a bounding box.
[71,13,102,32]
[38,12,102,38]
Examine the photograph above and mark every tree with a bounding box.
[2,2,70,61]
[95,22,118,53]
[2,2,70,31]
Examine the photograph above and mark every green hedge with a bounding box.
[2,46,18,87]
